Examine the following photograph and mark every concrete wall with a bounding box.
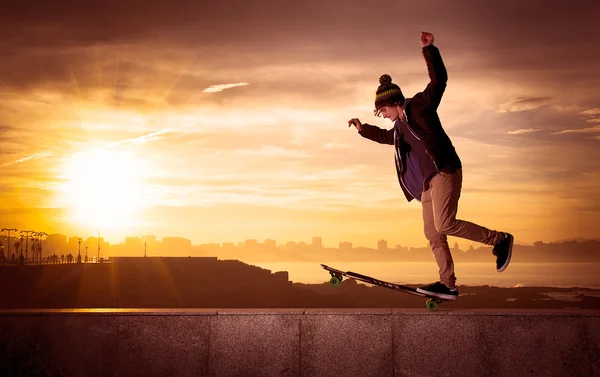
[0,309,598,377]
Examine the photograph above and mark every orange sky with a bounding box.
[1,0,599,248]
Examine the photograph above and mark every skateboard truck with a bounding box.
[328,270,344,287]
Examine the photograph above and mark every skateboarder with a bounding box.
[347,31,514,301]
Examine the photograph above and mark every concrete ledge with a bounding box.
[1,308,599,316]
[1,309,598,377]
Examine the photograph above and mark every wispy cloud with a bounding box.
[323,142,351,149]
[107,129,172,148]
[498,97,552,113]
[202,82,249,93]
[72,129,172,157]
[553,125,600,135]
[507,128,542,135]
[581,108,600,115]
[0,152,54,168]
[233,145,311,159]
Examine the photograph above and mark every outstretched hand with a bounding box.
[420,31,434,47]
[348,118,363,131]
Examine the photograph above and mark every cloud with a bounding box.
[0,151,54,168]
[553,125,600,135]
[507,128,542,135]
[67,129,173,161]
[0,124,20,134]
[107,129,172,148]
[581,108,600,115]
[498,97,552,113]
[202,83,250,93]
[324,142,351,149]
[233,145,311,159]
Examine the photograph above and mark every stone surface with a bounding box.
[117,315,210,377]
[393,314,489,377]
[584,317,600,377]
[483,315,590,377]
[209,314,300,377]
[301,313,393,377]
[393,314,594,377]
[0,309,598,377]
[29,315,119,377]
[0,316,44,376]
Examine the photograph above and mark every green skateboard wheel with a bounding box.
[426,299,439,312]
[329,276,341,287]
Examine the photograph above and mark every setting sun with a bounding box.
[57,149,146,230]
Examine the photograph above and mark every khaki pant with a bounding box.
[421,169,504,288]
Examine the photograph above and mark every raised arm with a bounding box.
[358,123,395,145]
[348,118,394,145]
[420,32,448,110]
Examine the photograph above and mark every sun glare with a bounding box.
[59,149,145,229]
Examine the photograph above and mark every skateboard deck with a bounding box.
[321,263,453,312]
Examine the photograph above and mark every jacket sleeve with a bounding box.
[420,44,447,110]
[358,123,395,145]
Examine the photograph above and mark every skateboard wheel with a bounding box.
[425,299,439,312]
[329,276,341,287]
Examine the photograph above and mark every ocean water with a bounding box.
[253,262,600,289]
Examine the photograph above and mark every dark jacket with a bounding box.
[358,44,462,202]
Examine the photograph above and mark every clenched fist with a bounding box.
[348,118,363,131]
[420,31,434,47]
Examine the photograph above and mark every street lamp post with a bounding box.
[77,238,82,264]
[19,230,34,265]
[19,235,24,264]
[32,232,39,263]
[1,228,18,262]
[39,232,47,263]
[33,232,47,264]
[85,243,89,263]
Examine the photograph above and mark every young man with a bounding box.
[347,31,514,301]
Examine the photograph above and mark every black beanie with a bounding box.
[375,74,405,111]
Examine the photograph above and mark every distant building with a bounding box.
[125,237,142,248]
[163,237,192,253]
[47,234,67,244]
[68,237,82,254]
[245,239,258,248]
[377,240,387,250]
[312,236,322,248]
[339,241,352,251]
[264,239,276,248]
[44,234,68,256]
[141,235,157,246]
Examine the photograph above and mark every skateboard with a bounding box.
[321,264,453,312]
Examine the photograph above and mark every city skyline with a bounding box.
[2,227,599,252]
